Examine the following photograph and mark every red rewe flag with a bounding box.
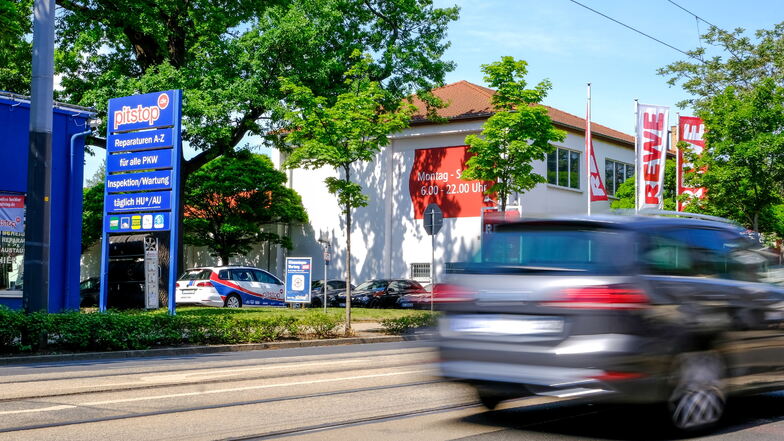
[636,103,669,210]
[585,85,607,203]
[677,116,706,211]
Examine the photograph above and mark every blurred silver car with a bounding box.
[437,214,784,432]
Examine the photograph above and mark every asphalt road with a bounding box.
[1,341,783,441]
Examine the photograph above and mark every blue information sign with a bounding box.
[107,127,174,153]
[101,89,182,315]
[285,257,312,303]
[105,212,170,233]
[106,170,173,193]
[107,149,173,173]
[106,190,171,213]
[107,90,176,133]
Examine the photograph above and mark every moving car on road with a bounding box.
[176,266,285,308]
[438,214,784,433]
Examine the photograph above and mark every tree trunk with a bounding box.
[753,212,759,232]
[344,166,352,335]
[220,252,230,266]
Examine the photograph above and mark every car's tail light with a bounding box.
[589,371,646,381]
[196,281,213,287]
[542,285,649,310]
[175,282,181,288]
[433,284,476,303]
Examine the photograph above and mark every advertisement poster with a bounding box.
[285,257,312,303]
[0,195,24,233]
[408,146,494,219]
[677,116,707,211]
[636,104,669,211]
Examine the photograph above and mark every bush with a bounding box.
[300,312,343,338]
[380,312,438,335]
[0,309,307,354]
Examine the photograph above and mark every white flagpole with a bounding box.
[586,82,592,216]
[633,99,639,214]
[675,112,681,212]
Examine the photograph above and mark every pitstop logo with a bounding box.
[113,92,170,130]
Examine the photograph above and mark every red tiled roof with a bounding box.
[410,80,634,146]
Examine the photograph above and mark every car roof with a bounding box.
[185,266,269,272]
[496,214,743,234]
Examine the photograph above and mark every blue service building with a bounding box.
[0,91,95,311]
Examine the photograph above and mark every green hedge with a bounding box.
[380,312,438,335]
[0,306,345,354]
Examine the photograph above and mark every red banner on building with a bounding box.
[408,146,494,219]
[677,116,706,211]
[636,103,669,211]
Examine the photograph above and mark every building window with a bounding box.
[547,148,580,189]
[410,262,431,281]
[605,159,635,196]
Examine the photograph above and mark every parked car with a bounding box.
[79,277,99,307]
[310,279,354,307]
[175,266,285,308]
[333,279,427,308]
[437,214,784,433]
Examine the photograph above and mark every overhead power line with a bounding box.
[566,0,701,62]
[665,0,720,29]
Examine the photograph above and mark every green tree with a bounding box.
[281,53,414,332]
[81,182,104,252]
[679,80,784,231]
[183,150,306,265]
[611,159,677,211]
[52,0,458,176]
[460,57,566,212]
[0,0,32,94]
[660,23,784,232]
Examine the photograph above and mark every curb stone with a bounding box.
[0,334,430,365]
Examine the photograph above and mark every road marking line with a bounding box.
[0,405,76,415]
[0,369,432,416]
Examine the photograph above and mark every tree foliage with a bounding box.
[183,150,307,265]
[81,181,104,252]
[0,0,32,94]
[679,80,784,231]
[460,57,565,212]
[660,23,784,232]
[281,53,414,331]
[51,0,458,176]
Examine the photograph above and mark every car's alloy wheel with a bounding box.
[668,351,725,431]
[225,295,242,308]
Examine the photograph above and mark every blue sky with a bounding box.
[433,0,783,134]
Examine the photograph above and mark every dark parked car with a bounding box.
[333,279,427,308]
[438,214,784,433]
[309,279,354,307]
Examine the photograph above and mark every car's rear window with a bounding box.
[179,269,212,280]
[482,226,632,272]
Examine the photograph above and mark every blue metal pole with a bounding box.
[167,90,182,316]
[67,127,92,309]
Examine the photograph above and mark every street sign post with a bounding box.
[423,203,443,311]
[144,236,159,310]
[285,257,312,304]
[99,90,182,314]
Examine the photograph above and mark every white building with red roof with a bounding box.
[271,80,636,284]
